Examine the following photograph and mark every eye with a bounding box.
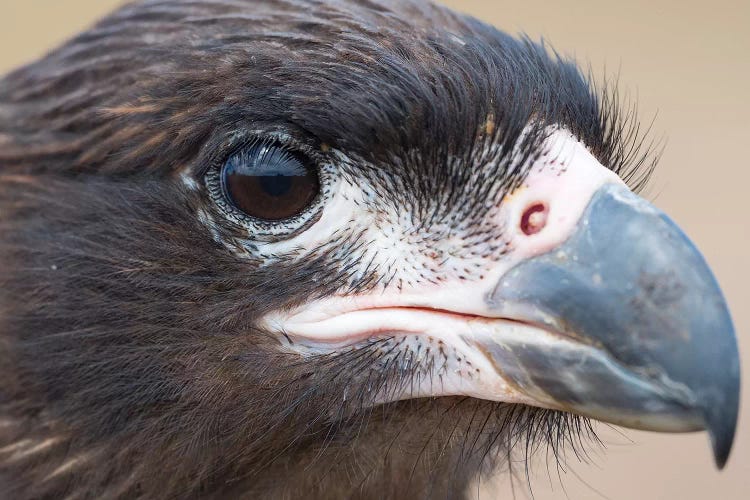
[221,140,320,221]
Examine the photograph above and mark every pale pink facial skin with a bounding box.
[263,128,627,408]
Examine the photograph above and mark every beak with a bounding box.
[482,183,740,468]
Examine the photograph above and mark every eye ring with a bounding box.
[204,132,334,239]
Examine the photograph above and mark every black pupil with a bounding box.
[223,143,319,222]
[260,174,293,197]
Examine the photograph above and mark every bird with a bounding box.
[0,0,740,499]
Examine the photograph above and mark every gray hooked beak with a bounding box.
[483,183,740,468]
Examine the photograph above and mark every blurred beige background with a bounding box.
[1,1,748,499]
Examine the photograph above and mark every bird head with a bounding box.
[0,0,740,498]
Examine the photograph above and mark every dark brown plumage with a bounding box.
[0,1,739,499]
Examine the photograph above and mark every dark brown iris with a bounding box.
[223,143,320,221]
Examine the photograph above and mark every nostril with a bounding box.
[520,203,548,235]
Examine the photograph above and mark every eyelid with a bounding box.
[192,127,327,180]
[226,141,309,177]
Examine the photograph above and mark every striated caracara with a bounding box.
[0,0,741,499]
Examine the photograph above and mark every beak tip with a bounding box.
[702,364,740,469]
[711,431,733,470]
[706,397,739,470]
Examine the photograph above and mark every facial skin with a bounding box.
[0,1,739,499]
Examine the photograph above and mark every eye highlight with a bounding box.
[221,140,320,222]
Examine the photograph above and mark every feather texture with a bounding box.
[0,1,653,498]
